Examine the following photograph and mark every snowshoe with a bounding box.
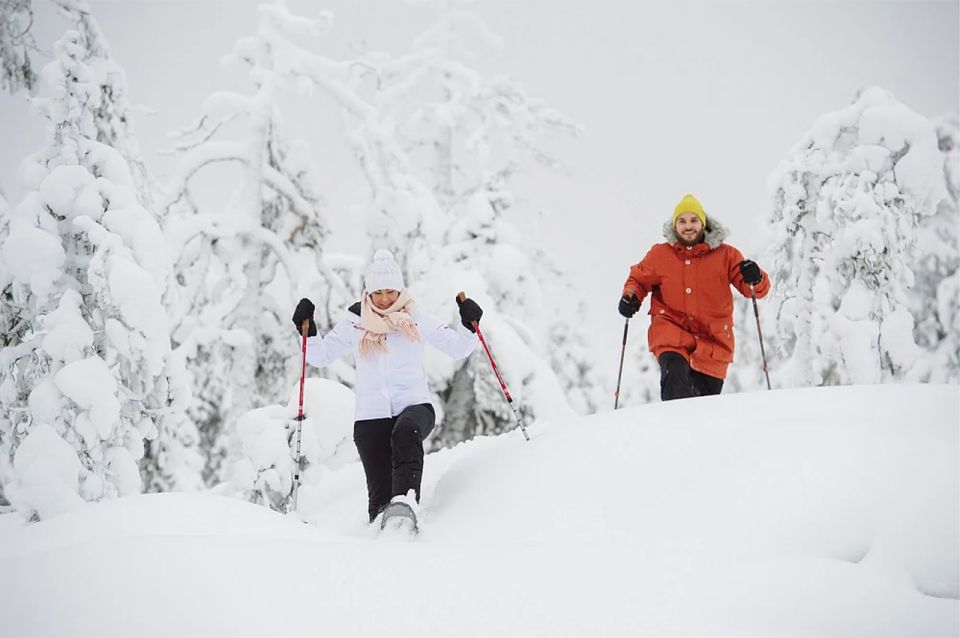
[379,500,419,536]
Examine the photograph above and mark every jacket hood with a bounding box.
[662,215,730,249]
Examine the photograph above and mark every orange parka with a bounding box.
[622,219,770,380]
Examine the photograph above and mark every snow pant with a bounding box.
[658,352,724,401]
[353,403,436,523]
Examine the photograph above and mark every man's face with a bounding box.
[371,289,400,310]
[675,212,705,246]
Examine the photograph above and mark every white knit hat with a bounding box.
[364,249,404,293]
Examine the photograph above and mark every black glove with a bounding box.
[456,296,483,333]
[739,260,763,286]
[618,293,640,318]
[292,298,317,337]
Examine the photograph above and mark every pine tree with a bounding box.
[0,31,181,518]
[0,0,38,93]
[909,115,959,382]
[548,308,606,415]
[765,88,948,386]
[439,352,517,446]
[0,189,12,508]
[49,0,202,494]
[352,1,590,442]
[52,0,155,210]
[161,0,349,484]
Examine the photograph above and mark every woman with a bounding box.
[292,249,482,524]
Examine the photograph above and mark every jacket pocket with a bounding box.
[704,321,734,363]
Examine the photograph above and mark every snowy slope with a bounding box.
[0,384,957,638]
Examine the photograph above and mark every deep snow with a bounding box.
[0,384,957,637]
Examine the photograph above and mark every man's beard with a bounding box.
[677,230,705,247]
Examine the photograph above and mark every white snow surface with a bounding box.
[0,384,957,637]
[7,424,86,521]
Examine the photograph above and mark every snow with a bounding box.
[38,164,103,221]
[7,424,85,520]
[100,204,170,284]
[228,378,357,505]
[0,212,65,302]
[1,384,956,637]
[53,356,120,441]
[881,306,920,371]
[40,290,94,363]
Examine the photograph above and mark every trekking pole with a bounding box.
[290,318,309,513]
[458,292,530,441]
[614,318,630,409]
[750,285,772,390]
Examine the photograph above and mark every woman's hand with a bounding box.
[456,296,483,333]
[292,298,318,337]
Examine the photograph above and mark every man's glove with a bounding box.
[456,296,483,333]
[739,260,763,286]
[292,298,317,337]
[618,293,640,318]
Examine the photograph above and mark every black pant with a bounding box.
[353,403,436,523]
[658,352,723,401]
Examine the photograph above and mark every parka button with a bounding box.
[659,309,665,314]
[685,260,691,265]
[685,287,692,293]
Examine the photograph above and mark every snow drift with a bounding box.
[0,384,957,637]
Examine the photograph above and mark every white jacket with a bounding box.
[305,307,478,421]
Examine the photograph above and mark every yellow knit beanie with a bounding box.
[672,194,707,227]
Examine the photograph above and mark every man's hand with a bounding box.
[739,260,763,286]
[618,293,640,318]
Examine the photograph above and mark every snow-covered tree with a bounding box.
[51,0,156,210]
[908,115,959,382]
[0,0,38,93]
[0,31,187,519]
[0,190,11,508]
[426,190,575,446]
[765,87,948,387]
[27,0,205,494]
[548,304,607,415]
[337,1,593,442]
[162,1,351,484]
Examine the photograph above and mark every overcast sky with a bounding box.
[1,0,957,360]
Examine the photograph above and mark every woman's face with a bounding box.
[371,289,400,310]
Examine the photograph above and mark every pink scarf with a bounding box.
[359,290,421,357]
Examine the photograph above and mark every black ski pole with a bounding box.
[458,292,530,441]
[750,284,772,390]
[614,318,630,409]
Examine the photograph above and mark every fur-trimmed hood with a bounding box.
[662,215,730,249]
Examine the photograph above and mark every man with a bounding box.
[619,194,770,400]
